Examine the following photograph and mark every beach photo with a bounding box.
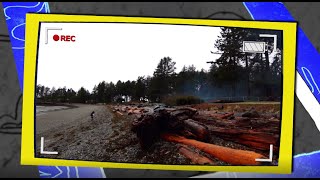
[34,22,283,166]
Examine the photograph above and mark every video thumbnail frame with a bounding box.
[21,14,297,174]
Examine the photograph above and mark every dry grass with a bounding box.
[189,102,281,113]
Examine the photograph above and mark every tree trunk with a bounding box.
[245,54,250,97]
[264,51,271,97]
[264,51,270,72]
[232,56,236,97]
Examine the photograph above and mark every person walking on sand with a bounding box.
[91,111,95,120]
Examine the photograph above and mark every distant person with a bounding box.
[91,111,95,120]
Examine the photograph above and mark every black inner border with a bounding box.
[32,18,289,168]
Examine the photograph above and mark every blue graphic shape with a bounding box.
[204,151,320,178]
[235,151,320,178]
[242,2,320,178]
[2,2,106,178]
[243,2,320,103]
[2,2,50,90]
[38,166,106,178]
[301,67,320,94]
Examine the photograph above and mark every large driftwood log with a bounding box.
[162,133,266,166]
[131,107,207,149]
[192,111,280,151]
[209,127,279,151]
[131,106,280,152]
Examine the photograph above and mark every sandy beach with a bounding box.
[36,104,102,134]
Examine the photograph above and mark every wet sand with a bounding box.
[36,104,102,134]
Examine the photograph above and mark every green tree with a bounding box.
[115,80,125,98]
[150,57,176,102]
[245,30,283,98]
[66,88,76,103]
[92,85,98,103]
[96,81,106,103]
[50,87,56,102]
[213,27,249,97]
[105,82,116,103]
[134,76,147,101]
[175,65,198,95]
[195,69,209,98]
[120,80,135,102]
[43,87,50,102]
[77,87,90,103]
[153,57,176,78]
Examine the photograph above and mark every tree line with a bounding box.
[36,27,282,104]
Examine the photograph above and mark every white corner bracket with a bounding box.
[45,27,62,44]
[255,144,273,162]
[259,34,277,54]
[40,137,58,155]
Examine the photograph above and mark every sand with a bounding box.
[36,104,102,134]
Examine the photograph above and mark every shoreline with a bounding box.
[36,102,79,109]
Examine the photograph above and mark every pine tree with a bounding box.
[213,27,249,97]
[150,57,177,102]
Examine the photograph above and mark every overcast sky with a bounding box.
[37,23,223,92]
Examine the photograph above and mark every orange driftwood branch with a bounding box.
[162,133,266,165]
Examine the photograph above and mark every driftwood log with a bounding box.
[131,107,208,149]
[131,106,280,152]
[193,111,280,152]
[210,128,279,151]
[162,134,266,166]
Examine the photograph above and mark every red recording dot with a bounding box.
[53,35,59,41]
